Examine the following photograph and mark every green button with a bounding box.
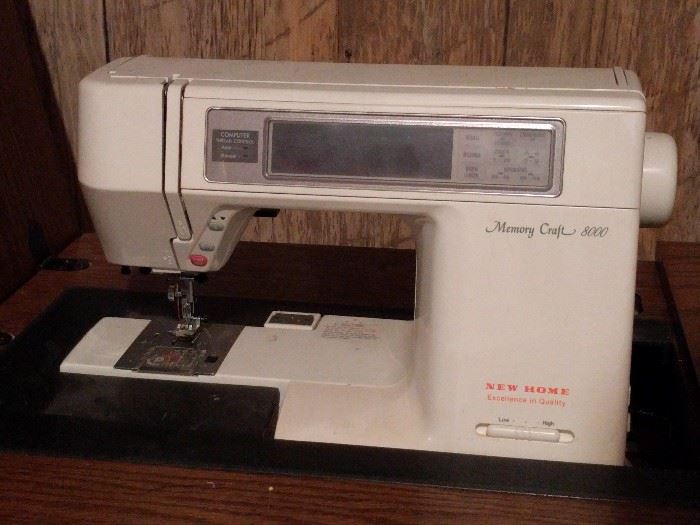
[208,220,224,231]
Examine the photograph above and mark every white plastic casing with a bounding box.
[76,57,678,466]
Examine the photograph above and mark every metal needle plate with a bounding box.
[114,318,243,376]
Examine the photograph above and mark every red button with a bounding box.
[189,254,208,267]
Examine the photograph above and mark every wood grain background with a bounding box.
[26,0,699,259]
[0,1,82,301]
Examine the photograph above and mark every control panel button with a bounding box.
[199,242,216,252]
[208,220,225,231]
[189,254,208,267]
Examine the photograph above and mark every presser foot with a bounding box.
[168,275,203,341]
[170,318,202,341]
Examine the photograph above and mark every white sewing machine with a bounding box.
[65,56,677,466]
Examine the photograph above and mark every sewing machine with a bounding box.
[65,56,677,466]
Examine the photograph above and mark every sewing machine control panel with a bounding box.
[205,110,564,196]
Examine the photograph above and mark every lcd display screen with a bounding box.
[268,121,453,180]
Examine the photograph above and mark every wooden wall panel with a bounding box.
[27,0,106,160]
[27,0,106,231]
[505,0,700,260]
[338,0,507,65]
[105,0,336,61]
[0,1,81,301]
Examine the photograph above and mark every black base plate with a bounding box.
[0,287,697,506]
